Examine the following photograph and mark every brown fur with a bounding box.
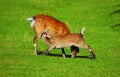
[42,31,96,59]
[33,14,70,37]
[28,14,78,57]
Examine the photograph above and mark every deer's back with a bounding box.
[34,14,70,37]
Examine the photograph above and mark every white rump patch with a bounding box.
[31,19,35,28]
[27,17,35,28]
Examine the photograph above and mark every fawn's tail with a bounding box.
[80,27,85,35]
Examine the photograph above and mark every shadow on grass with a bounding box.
[111,24,120,31]
[37,51,91,59]
[110,4,120,31]
[110,9,120,15]
[110,4,120,15]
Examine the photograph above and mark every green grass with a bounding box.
[0,0,120,77]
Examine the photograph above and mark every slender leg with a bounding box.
[33,36,38,55]
[33,34,41,56]
[33,25,45,56]
[78,44,96,59]
[34,42,37,55]
[88,45,96,59]
[61,48,66,58]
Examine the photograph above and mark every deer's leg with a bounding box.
[61,48,66,58]
[76,44,95,59]
[33,34,41,56]
[33,24,45,55]
[87,45,96,59]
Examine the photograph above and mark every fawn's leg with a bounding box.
[77,44,95,59]
[61,48,66,58]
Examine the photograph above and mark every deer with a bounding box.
[27,14,79,58]
[41,27,96,59]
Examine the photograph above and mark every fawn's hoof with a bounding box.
[91,54,96,59]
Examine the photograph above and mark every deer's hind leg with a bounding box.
[76,44,96,59]
[33,34,41,55]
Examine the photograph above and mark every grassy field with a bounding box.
[0,0,120,77]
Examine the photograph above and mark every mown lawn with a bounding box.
[0,0,120,77]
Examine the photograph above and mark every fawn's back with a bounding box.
[48,33,84,48]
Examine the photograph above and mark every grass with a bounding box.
[0,0,120,77]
